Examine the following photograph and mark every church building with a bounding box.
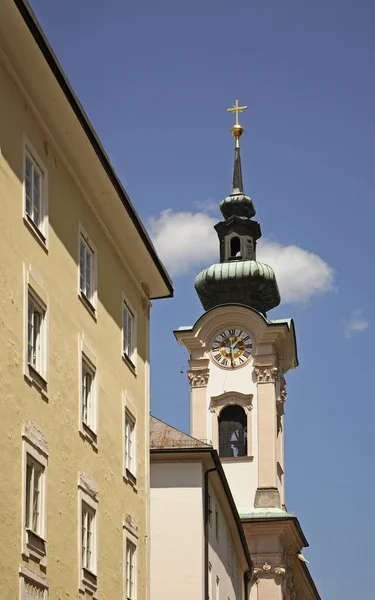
[174,103,320,600]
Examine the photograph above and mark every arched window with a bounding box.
[218,405,247,457]
[230,236,241,258]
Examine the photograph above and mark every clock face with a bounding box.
[211,328,253,369]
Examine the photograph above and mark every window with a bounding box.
[126,539,136,600]
[81,357,96,434]
[22,422,48,565]
[79,226,97,312]
[216,576,220,600]
[215,509,219,541]
[125,410,136,479]
[80,236,93,300]
[79,473,98,595]
[123,300,136,364]
[208,563,212,600]
[230,236,241,258]
[26,457,44,535]
[82,502,95,572]
[24,144,48,242]
[219,405,247,458]
[27,291,46,380]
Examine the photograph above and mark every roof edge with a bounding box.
[150,446,253,574]
[13,0,173,300]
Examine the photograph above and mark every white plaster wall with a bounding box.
[222,460,257,516]
[150,462,204,600]
[208,484,244,600]
[206,359,258,514]
[206,360,257,441]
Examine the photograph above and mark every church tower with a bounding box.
[175,103,319,600]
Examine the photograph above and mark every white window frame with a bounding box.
[78,223,98,314]
[78,474,98,597]
[19,564,49,600]
[24,266,49,393]
[208,562,212,600]
[122,294,137,369]
[123,393,137,484]
[79,336,98,446]
[123,518,138,600]
[22,422,48,566]
[23,137,49,246]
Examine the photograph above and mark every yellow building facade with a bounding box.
[0,1,173,598]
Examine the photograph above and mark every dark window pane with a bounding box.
[218,405,247,458]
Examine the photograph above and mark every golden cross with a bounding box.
[227,99,248,125]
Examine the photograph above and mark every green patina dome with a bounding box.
[194,260,280,314]
[194,111,281,316]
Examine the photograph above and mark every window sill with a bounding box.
[219,455,253,462]
[23,215,48,252]
[80,423,98,450]
[124,468,137,488]
[81,567,98,596]
[79,292,97,321]
[25,365,48,400]
[24,528,47,565]
[122,353,137,376]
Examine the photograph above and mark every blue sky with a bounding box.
[30,1,374,598]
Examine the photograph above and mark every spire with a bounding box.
[232,147,244,194]
[194,101,281,316]
[227,100,246,194]
[220,100,255,219]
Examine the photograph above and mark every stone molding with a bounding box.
[19,564,49,589]
[277,376,287,420]
[78,473,98,502]
[123,513,139,538]
[187,369,210,388]
[254,365,278,383]
[22,421,49,456]
[209,391,253,415]
[209,392,254,457]
[252,563,286,580]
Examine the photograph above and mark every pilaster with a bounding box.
[254,362,280,508]
[187,359,210,441]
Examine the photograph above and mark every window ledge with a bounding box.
[23,215,48,251]
[24,528,47,565]
[79,292,97,321]
[81,567,98,596]
[124,468,137,488]
[219,455,253,462]
[25,365,48,400]
[122,353,137,376]
[80,423,98,450]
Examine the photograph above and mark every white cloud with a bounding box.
[257,239,334,303]
[149,209,217,275]
[149,209,335,304]
[194,198,219,213]
[344,310,369,338]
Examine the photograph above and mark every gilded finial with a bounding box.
[227,100,248,147]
